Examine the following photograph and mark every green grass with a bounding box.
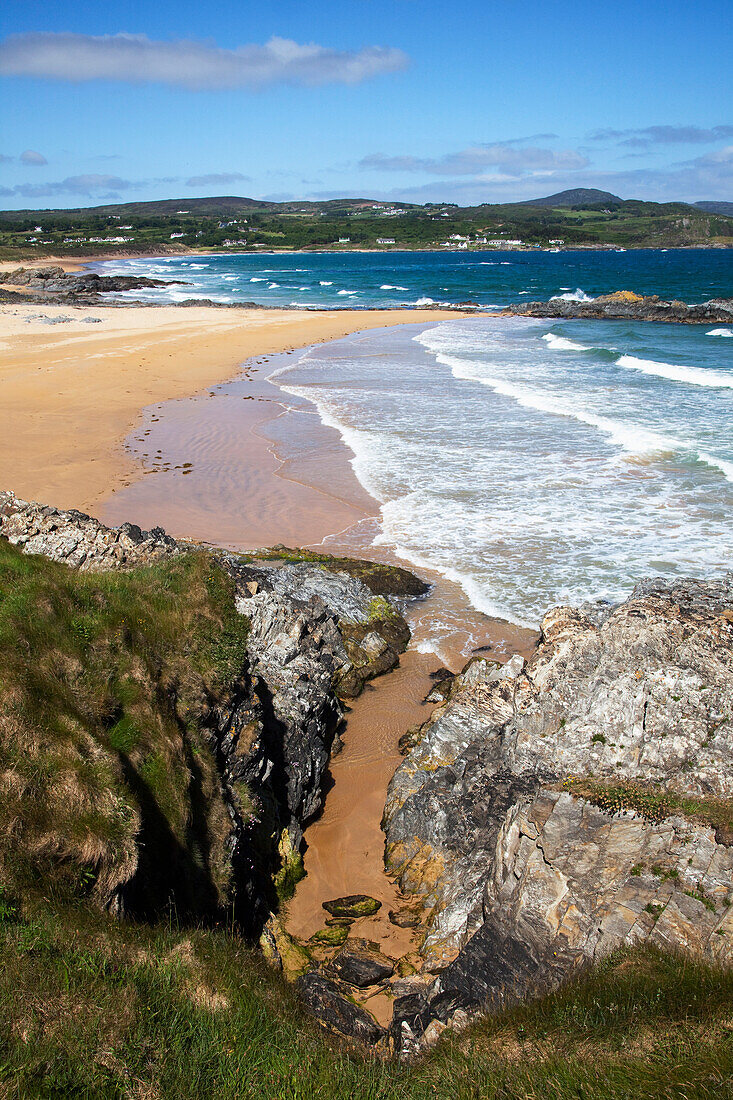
[0,540,250,915]
[1,898,732,1099]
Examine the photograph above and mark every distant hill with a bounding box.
[519,188,623,208]
[1,195,410,220]
[694,201,733,216]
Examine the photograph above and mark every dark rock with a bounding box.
[390,991,431,1043]
[329,939,395,987]
[323,895,382,919]
[1,265,190,304]
[297,973,385,1044]
[388,908,421,928]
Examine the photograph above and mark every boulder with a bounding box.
[323,895,382,919]
[328,939,395,987]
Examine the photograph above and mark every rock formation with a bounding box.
[0,265,189,304]
[506,290,733,324]
[0,490,419,939]
[383,575,733,1053]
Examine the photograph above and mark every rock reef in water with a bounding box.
[383,574,733,1053]
[506,290,733,323]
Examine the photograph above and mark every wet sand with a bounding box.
[0,301,456,513]
[286,650,437,949]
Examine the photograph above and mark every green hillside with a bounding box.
[1,192,731,259]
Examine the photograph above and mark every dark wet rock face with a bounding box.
[507,290,733,324]
[383,573,733,1051]
[296,973,385,1045]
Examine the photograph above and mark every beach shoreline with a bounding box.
[0,300,458,513]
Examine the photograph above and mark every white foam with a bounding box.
[249,277,266,282]
[436,350,682,456]
[319,280,333,286]
[414,296,435,305]
[706,328,733,338]
[268,282,280,288]
[380,284,409,290]
[550,288,595,302]
[337,289,358,296]
[617,353,733,389]
[542,333,592,351]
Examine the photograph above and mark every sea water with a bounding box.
[271,316,733,628]
[93,248,731,310]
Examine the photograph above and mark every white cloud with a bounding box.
[0,32,408,90]
[20,149,47,165]
[185,171,251,187]
[360,144,588,179]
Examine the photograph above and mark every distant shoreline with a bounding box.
[1,239,732,273]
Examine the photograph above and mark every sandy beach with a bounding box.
[0,300,457,513]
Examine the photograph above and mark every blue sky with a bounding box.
[1,0,731,209]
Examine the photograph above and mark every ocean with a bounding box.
[96,249,733,630]
[93,247,731,310]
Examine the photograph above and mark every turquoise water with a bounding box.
[272,316,733,628]
[94,248,732,309]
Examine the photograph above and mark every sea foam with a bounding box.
[550,288,595,302]
[616,353,733,389]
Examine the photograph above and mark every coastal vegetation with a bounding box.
[0,540,251,918]
[1,898,731,1099]
[1,191,731,260]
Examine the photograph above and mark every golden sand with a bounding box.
[0,301,456,513]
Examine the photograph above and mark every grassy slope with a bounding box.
[0,541,250,916]
[1,899,732,1099]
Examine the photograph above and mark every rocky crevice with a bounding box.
[0,490,418,942]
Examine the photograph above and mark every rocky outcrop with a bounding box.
[0,490,180,569]
[0,490,420,940]
[1,265,189,304]
[506,290,733,324]
[383,574,733,1052]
